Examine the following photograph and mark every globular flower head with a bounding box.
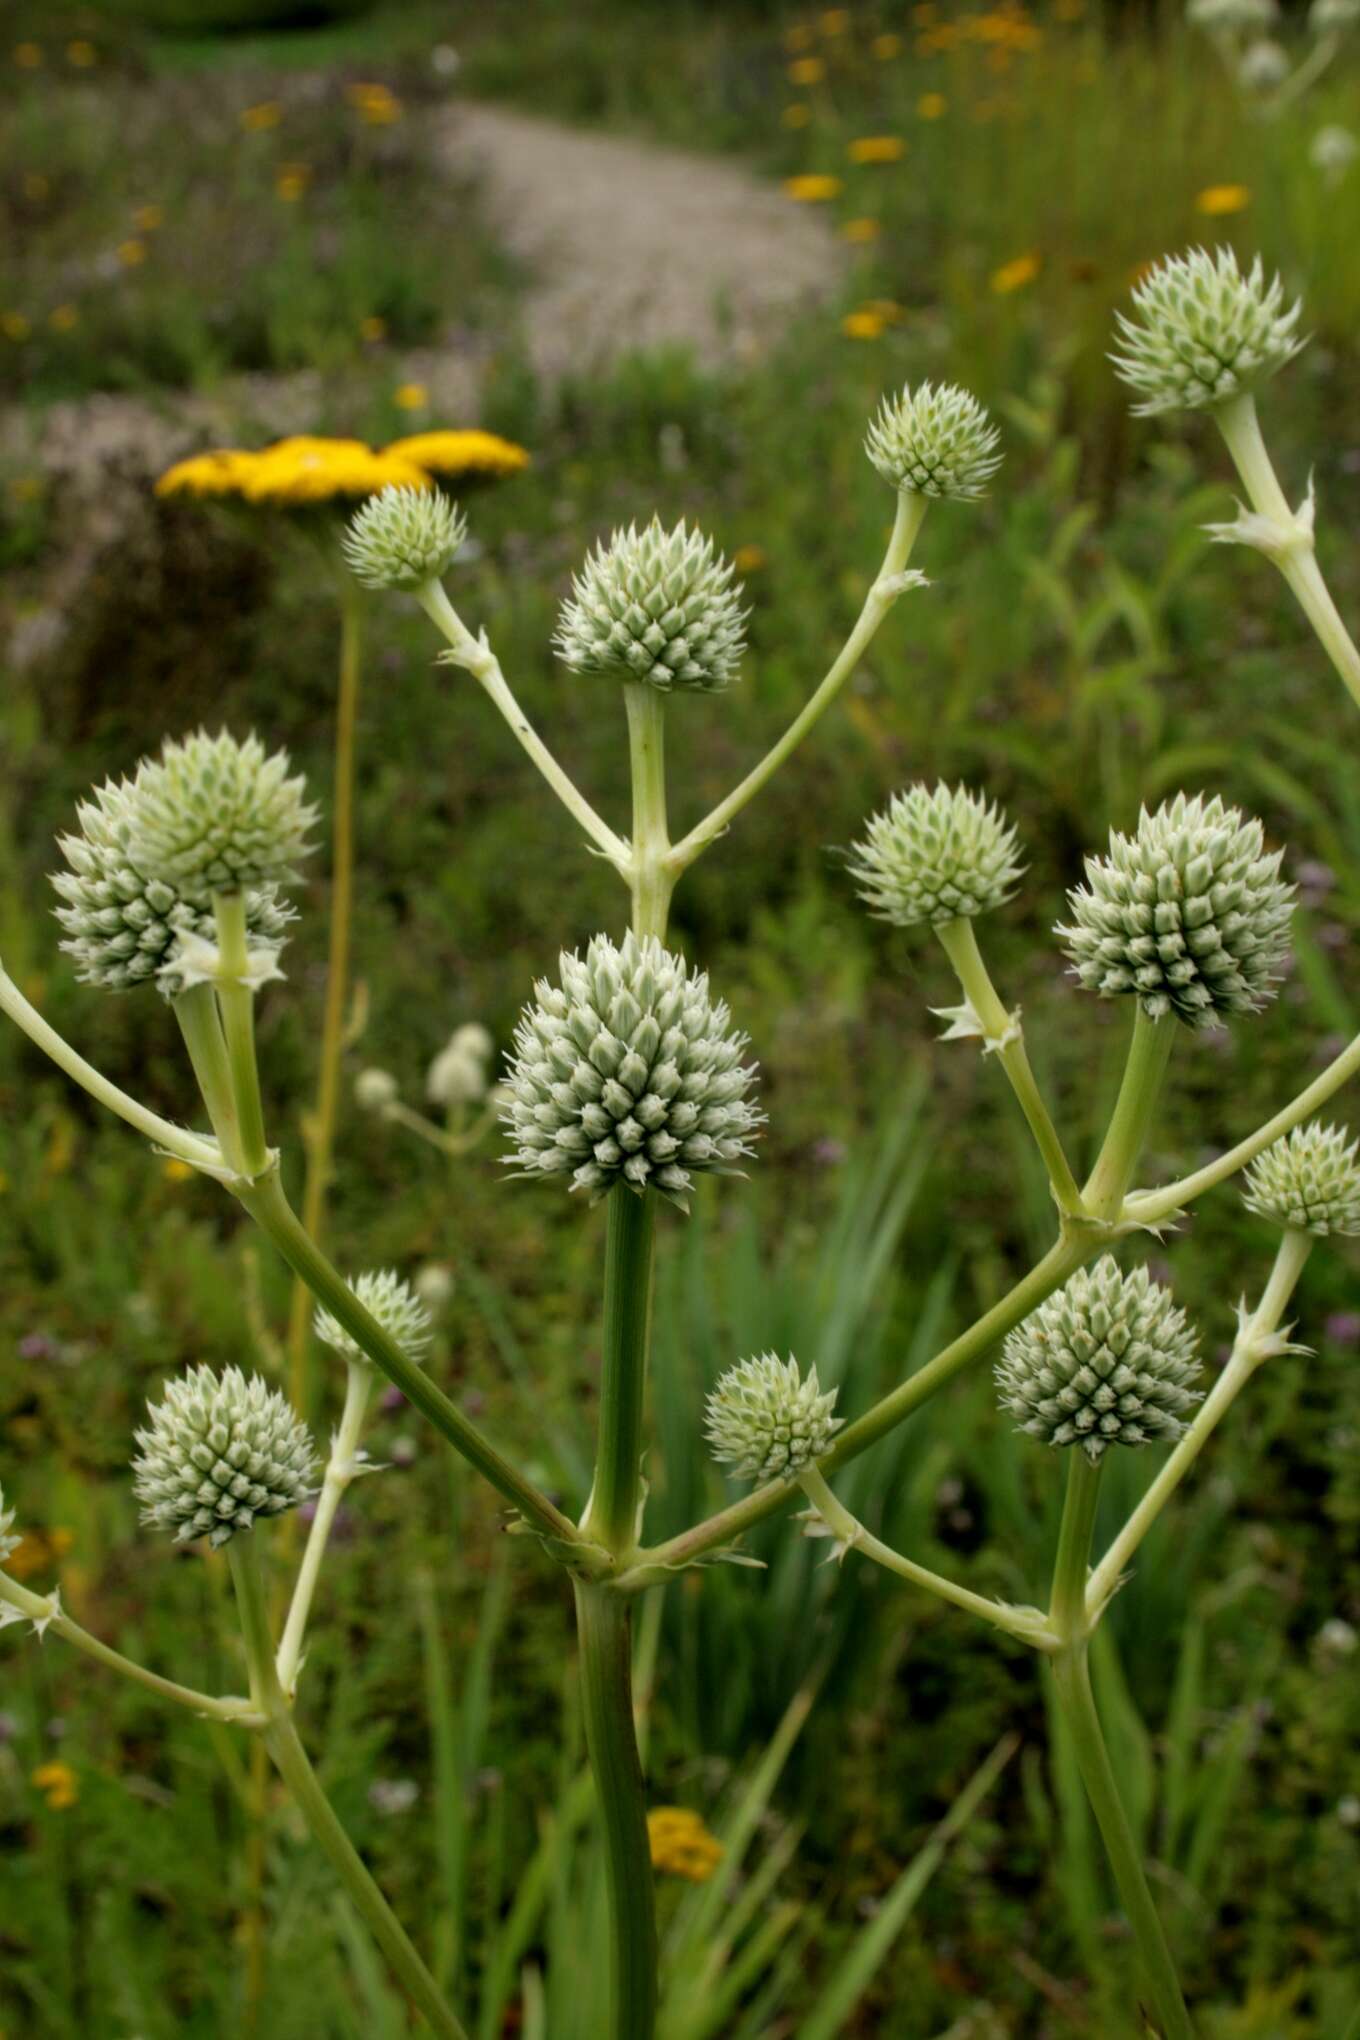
[342,485,467,591]
[503,931,761,1209]
[1187,0,1278,29]
[705,1353,842,1483]
[427,1023,494,1107]
[1237,36,1290,87]
[126,729,318,899]
[354,1067,400,1112]
[1310,0,1360,30]
[132,1365,316,1547]
[849,782,1024,930]
[1310,124,1359,179]
[51,772,297,995]
[1243,1121,1360,1236]
[0,1482,18,1566]
[554,518,747,694]
[313,1270,434,1370]
[865,381,1002,500]
[1058,792,1293,1028]
[1112,246,1306,415]
[996,1258,1202,1463]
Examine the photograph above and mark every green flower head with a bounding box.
[1243,1121,1360,1236]
[554,518,747,694]
[133,1365,316,1548]
[705,1353,841,1483]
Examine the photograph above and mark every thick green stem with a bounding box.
[1049,1449,1103,1641]
[623,683,673,943]
[174,983,244,1172]
[573,1582,658,2040]
[1082,1007,1175,1222]
[213,892,271,1178]
[585,1189,657,1554]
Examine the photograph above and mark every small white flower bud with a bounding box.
[849,782,1024,930]
[705,1353,841,1483]
[1311,0,1360,30]
[1059,792,1293,1027]
[503,931,762,1209]
[1237,37,1290,87]
[413,1262,455,1310]
[355,1067,400,1111]
[865,381,1002,500]
[554,517,747,694]
[1243,1121,1360,1236]
[342,486,467,591]
[132,1365,316,1547]
[427,1025,494,1107]
[1310,124,1359,180]
[1112,246,1306,415]
[313,1270,434,1371]
[1188,0,1278,28]
[0,1482,18,1566]
[126,729,318,899]
[997,1258,1202,1462]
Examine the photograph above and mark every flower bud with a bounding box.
[996,1258,1202,1462]
[705,1353,841,1483]
[849,782,1024,930]
[355,1067,400,1112]
[1112,246,1305,415]
[313,1270,434,1370]
[503,931,761,1209]
[1243,1121,1360,1236]
[342,486,467,591]
[865,381,1002,500]
[1237,37,1289,87]
[554,518,747,694]
[0,1482,17,1566]
[126,729,318,899]
[413,1262,455,1311]
[132,1365,316,1547]
[1310,124,1359,180]
[1058,792,1293,1027]
[427,1024,494,1107]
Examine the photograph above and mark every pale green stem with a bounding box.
[1048,1448,1103,1641]
[377,1096,499,1157]
[174,983,245,1173]
[1263,33,1342,112]
[1082,1007,1176,1222]
[227,1537,469,2040]
[0,962,224,1173]
[213,892,271,1178]
[276,1361,374,1696]
[1086,1227,1312,1621]
[416,580,630,872]
[584,1188,657,1556]
[623,682,673,942]
[797,1466,1058,1649]
[667,490,929,873]
[1214,391,1360,713]
[934,918,1084,1217]
[0,1568,263,1723]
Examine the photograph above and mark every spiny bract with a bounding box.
[52,772,295,995]
[132,1365,316,1547]
[864,381,1002,500]
[342,485,467,591]
[705,1353,842,1483]
[1058,792,1293,1027]
[126,729,318,898]
[0,1482,17,1566]
[1243,1121,1360,1236]
[996,1258,1202,1463]
[313,1271,434,1370]
[502,931,761,1209]
[849,782,1024,930]
[1111,246,1305,415]
[553,518,747,694]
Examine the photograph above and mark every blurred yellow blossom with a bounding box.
[382,429,531,478]
[819,8,851,31]
[156,450,261,498]
[133,205,164,232]
[243,438,432,503]
[47,304,79,333]
[275,164,312,202]
[117,239,147,267]
[347,81,403,125]
[8,1526,74,1582]
[783,174,842,202]
[1,313,31,342]
[787,56,826,84]
[1195,183,1251,215]
[872,33,903,57]
[917,93,947,119]
[841,216,882,243]
[13,43,43,69]
[848,135,906,164]
[991,250,1042,293]
[163,1157,194,1183]
[647,1807,723,1881]
[66,40,97,67]
[394,382,429,412]
[733,544,767,573]
[842,308,888,339]
[241,101,283,131]
[32,1762,78,1812]
[782,103,812,128]
[359,315,387,342]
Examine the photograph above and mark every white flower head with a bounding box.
[554,517,747,694]
[1112,246,1306,415]
[126,729,318,899]
[355,1067,400,1112]
[1243,1121,1360,1236]
[343,486,467,591]
[0,1483,18,1567]
[313,1271,434,1371]
[865,381,1002,500]
[133,1366,316,1548]
[705,1353,842,1483]
[849,782,1024,930]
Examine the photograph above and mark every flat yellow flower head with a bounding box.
[155,450,262,499]
[241,438,433,505]
[1195,183,1251,216]
[647,1807,723,1882]
[848,135,906,164]
[991,251,1042,294]
[783,173,843,203]
[381,429,531,480]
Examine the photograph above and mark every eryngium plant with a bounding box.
[6,245,1360,2040]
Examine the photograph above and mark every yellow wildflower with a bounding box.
[842,308,888,340]
[991,250,1042,293]
[393,382,429,412]
[163,1157,194,1183]
[783,174,843,203]
[841,216,881,243]
[917,92,947,119]
[1195,184,1251,216]
[787,56,826,84]
[347,82,403,125]
[32,1762,79,1812]
[156,450,261,499]
[872,33,904,58]
[47,304,78,333]
[133,205,164,232]
[275,165,311,203]
[848,135,906,165]
[240,101,282,131]
[117,239,147,267]
[733,543,767,573]
[819,9,852,31]
[241,437,433,505]
[381,429,531,478]
[782,103,812,128]
[13,43,42,69]
[1,313,31,342]
[647,1807,723,1882]
[66,40,97,67]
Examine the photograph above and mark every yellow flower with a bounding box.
[782,174,843,203]
[872,32,904,57]
[155,450,261,499]
[8,1526,74,1582]
[787,56,826,84]
[133,205,164,232]
[393,382,429,412]
[841,216,881,243]
[819,8,851,31]
[47,304,79,333]
[241,437,433,505]
[117,239,147,267]
[13,43,43,69]
[347,81,403,125]
[1195,184,1251,216]
[842,308,888,339]
[1,313,31,342]
[848,135,906,164]
[733,543,767,573]
[381,429,531,479]
[917,92,947,119]
[241,101,282,131]
[782,103,812,128]
[66,40,97,67]
[360,314,387,342]
[991,250,1042,293]
[275,165,311,203]
[32,1762,79,1812]
[647,1807,723,1882]
[162,1157,194,1183]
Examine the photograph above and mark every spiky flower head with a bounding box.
[865,381,1002,500]
[1311,0,1360,30]
[554,518,747,694]
[997,1258,1202,1463]
[51,771,295,995]
[1187,0,1278,29]
[1058,792,1293,1028]
[126,730,318,899]
[1112,247,1305,416]
[705,1353,842,1483]
[849,782,1024,930]
[354,1067,400,1111]
[427,1023,495,1107]
[313,1270,434,1370]
[0,1482,18,1566]
[342,485,467,591]
[132,1365,316,1547]
[503,931,761,1209]
[1243,1121,1360,1236]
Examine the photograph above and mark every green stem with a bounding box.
[213,892,271,1178]
[573,1581,658,2040]
[173,983,245,1171]
[1049,1449,1103,1641]
[276,1361,374,1695]
[227,1539,468,2040]
[1082,1007,1175,1222]
[623,683,674,943]
[585,1189,657,1554]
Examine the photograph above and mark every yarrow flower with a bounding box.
[1059,792,1293,1027]
[705,1353,841,1483]
[502,931,761,1208]
[1243,1121,1360,1235]
[554,518,747,694]
[343,486,466,590]
[126,729,318,898]
[865,381,1002,500]
[51,771,295,995]
[133,1366,316,1547]
[156,429,529,510]
[313,1271,434,1370]
[381,430,531,480]
[849,783,1024,930]
[0,1482,17,1566]
[996,1258,1202,1462]
[1112,247,1305,415]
